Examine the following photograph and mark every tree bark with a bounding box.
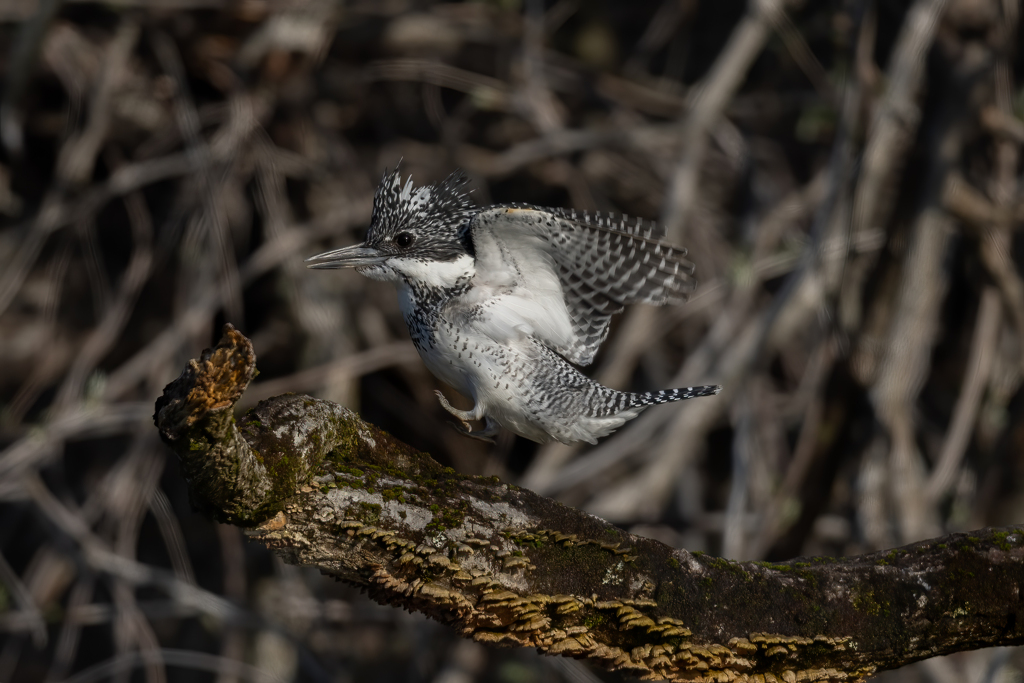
[154,325,1024,682]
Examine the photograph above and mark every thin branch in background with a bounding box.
[147,487,197,586]
[61,649,284,683]
[0,550,47,649]
[151,28,245,327]
[43,576,94,682]
[843,0,950,336]
[926,287,1002,501]
[662,0,785,243]
[53,171,155,412]
[0,0,63,154]
[215,523,247,683]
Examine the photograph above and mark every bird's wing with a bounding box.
[467,206,696,366]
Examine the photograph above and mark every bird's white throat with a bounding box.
[391,253,475,290]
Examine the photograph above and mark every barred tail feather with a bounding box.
[629,384,722,409]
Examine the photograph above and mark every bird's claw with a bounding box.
[446,421,496,444]
[434,390,500,442]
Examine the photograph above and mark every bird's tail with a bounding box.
[628,384,722,408]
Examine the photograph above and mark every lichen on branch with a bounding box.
[155,325,1024,682]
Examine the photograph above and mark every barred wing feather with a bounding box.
[468,206,696,366]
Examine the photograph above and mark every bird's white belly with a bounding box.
[415,329,479,399]
[422,321,520,401]
[426,322,599,443]
[399,285,645,444]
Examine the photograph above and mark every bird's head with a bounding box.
[306,168,477,286]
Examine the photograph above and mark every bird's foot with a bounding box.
[434,390,478,421]
[445,421,497,443]
[446,416,500,443]
[435,391,498,443]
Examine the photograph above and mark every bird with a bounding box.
[306,168,720,444]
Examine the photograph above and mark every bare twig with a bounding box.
[843,0,950,335]
[662,0,785,242]
[0,551,47,648]
[925,287,1001,501]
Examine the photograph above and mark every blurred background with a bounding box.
[0,0,1022,681]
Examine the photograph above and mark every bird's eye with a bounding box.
[394,232,415,248]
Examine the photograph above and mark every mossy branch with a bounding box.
[154,326,1024,682]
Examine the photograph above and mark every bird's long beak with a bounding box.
[305,243,387,269]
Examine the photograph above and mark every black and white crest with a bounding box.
[366,168,478,262]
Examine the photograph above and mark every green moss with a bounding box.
[527,536,617,584]
[704,557,729,573]
[312,418,508,539]
[336,464,365,478]
[948,568,975,582]
[749,560,820,589]
[355,501,382,524]
[752,560,787,570]
[992,531,1013,551]
[381,487,408,503]
[510,532,546,549]
[704,555,752,580]
[851,587,887,617]
[233,398,384,526]
[667,557,681,570]
[425,500,469,534]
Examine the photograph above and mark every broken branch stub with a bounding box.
[154,325,1024,682]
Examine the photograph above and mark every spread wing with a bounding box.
[467,206,696,366]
